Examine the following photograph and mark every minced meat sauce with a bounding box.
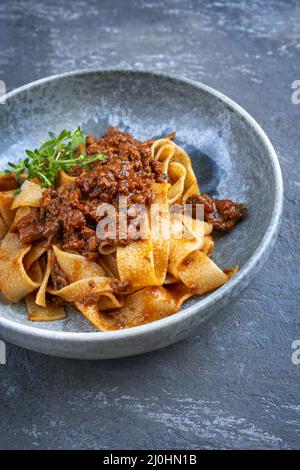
[17,127,165,260]
[186,193,246,231]
[16,127,246,261]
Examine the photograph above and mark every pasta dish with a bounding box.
[0,127,246,329]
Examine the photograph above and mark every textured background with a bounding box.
[0,0,299,450]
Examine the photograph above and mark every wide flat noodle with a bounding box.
[150,182,170,285]
[152,141,175,174]
[25,248,68,321]
[0,214,7,241]
[0,135,239,330]
[117,183,170,288]
[164,273,177,284]
[23,241,48,271]
[0,233,40,302]
[74,302,105,329]
[53,245,105,281]
[0,190,15,225]
[182,216,211,241]
[178,250,228,294]
[202,235,214,257]
[0,174,18,191]
[168,216,205,277]
[76,293,124,329]
[35,250,52,307]
[165,162,186,205]
[181,182,201,203]
[98,244,117,255]
[11,180,44,209]
[151,139,200,203]
[93,284,192,330]
[9,206,31,232]
[99,254,120,278]
[25,294,66,322]
[171,142,199,196]
[168,212,227,294]
[117,238,157,288]
[57,170,77,187]
[225,264,239,280]
[27,260,43,284]
[48,277,120,303]
[53,246,122,318]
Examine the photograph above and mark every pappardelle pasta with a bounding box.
[0,127,246,329]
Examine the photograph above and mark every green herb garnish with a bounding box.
[0,170,12,176]
[6,127,106,188]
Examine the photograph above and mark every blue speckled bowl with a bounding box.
[0,70,283,359]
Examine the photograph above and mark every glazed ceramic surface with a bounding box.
[0,70,283,359]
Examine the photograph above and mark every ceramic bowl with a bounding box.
[0,70,283,358]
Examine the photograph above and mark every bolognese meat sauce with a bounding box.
[16,127,246,261]
[17,127,164,260]
[186,193,246,231]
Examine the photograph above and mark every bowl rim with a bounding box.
[0,68,284,343]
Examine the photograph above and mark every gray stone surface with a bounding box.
[0,0,299,449]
